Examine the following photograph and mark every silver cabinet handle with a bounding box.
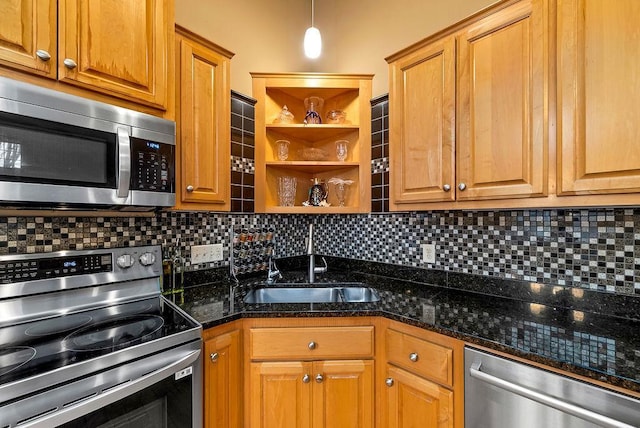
[308,341,317,350]
[315,373,324,383]
[302,374,310,383]
[36,50,51,61]
[443,184,451,192]
[469,362,635,428]
[210,352,219,362]
[186,185,194,192]
[385,378,394,387]
[458,183,467,191]
[409,353,419,362]
[63,58,77,69]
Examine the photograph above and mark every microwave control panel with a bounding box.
[130,137,175,192]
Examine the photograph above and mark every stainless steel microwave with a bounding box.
[0,77,176,210]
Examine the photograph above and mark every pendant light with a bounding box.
[304,0,322,59]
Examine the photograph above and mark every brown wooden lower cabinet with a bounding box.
[249,359,373,428]
[202,322,242,428]
[202,317,461,427]
[379,319,464,428]
[385,365,454,428]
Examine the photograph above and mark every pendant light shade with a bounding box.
[304,0,322,58]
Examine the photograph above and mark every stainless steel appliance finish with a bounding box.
[465,347,640,428]
[0,76,176,209]
[0,245,202,428]
[243,284,380,304]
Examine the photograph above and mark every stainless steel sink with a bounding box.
[243,285,380,304]
[340,286,379,302]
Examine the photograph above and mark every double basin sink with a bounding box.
[244,283,380,304]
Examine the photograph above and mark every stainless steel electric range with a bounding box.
[0,245,202,428]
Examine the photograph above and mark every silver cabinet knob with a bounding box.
[409,353,419,362]
[302,374,310,383]
[186,185,194,192]
[210,352,219,362]
[458,183,467,191]
[315,373,324,383]
[36,50,51,61]
[308,341,317,350]
[443,184,451,192]
[385,378,394,387]
[63,58,77,69]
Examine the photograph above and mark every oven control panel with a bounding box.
[0,253,112,284]
[0,246,163,300]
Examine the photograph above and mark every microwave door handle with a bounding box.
[116,127,131,198]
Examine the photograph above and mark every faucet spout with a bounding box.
[307,223,314,255]
[307,223,327,283]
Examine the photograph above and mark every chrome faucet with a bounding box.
[307,224,327,283]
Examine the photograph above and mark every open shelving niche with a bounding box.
[252,73,373,214]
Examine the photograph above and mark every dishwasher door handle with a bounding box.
[469,362,636,428]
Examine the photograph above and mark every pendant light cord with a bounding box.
[311,0,315,27]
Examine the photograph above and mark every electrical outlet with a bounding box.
[191,244,224,264]
[421,243,436,264]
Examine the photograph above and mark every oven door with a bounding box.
[1,341,202,428]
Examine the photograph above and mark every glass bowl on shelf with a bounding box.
[326,110,347,124]
[298,147,329,161]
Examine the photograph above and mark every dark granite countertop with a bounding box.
[179,258,640,395]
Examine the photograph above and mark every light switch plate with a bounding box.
[191,244,224,264]
[421,243,436,264]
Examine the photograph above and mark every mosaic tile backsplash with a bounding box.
[230,91,257,213]
[0,208,638,297]
[371,95,390,213]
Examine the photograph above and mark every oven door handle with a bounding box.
[20,347,200,428]
[116,127,131,198]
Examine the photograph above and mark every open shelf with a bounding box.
[252,72,373,213]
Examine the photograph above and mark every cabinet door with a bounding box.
[557,0,640,195]
[457,0,547,201]
[249,361,312,428]
[385,366,454,428]
[176,33,230,209]
[313,360,374,428]
[389,36,456,208]
[0,0,56,78]
[204,330,241,428]
[58,0,169,108]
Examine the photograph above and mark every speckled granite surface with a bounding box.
[180,258,640,395]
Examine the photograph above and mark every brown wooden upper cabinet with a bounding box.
[388,0,547,210]
[0,0,171,110]
[457,0,547,201]
[174,26,232,211]
[0,0,57,78]
[556,0,640,196]
[388,36,456,205]
[389,0,640,210]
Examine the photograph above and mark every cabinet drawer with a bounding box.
[250,326,374,360]
[386,329,453,387]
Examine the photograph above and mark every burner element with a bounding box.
[25,314,93,336]
[0,347,36,377]
[63,315,165,352]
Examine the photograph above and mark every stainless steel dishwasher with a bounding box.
[465,347,640,428]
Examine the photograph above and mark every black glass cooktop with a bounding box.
[0,297,197,387]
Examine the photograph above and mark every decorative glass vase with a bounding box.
[303,96,324,124]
